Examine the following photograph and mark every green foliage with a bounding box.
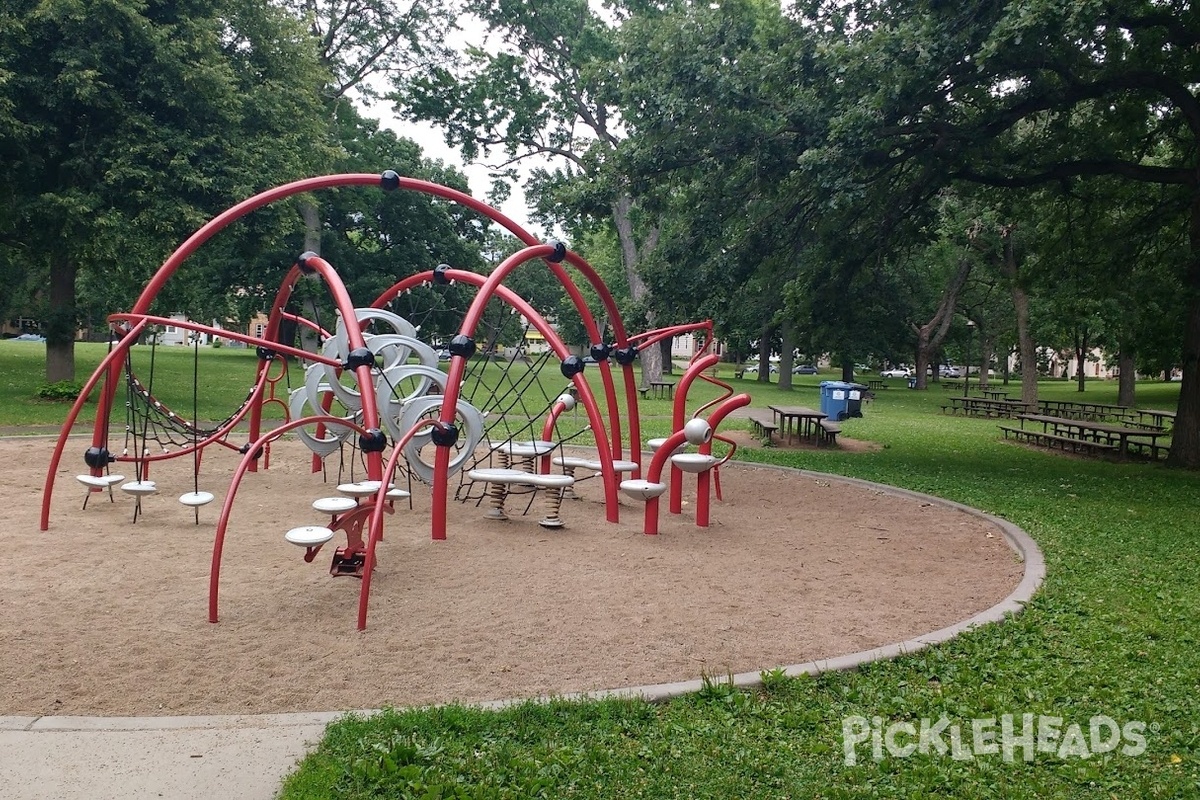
[35,380,84,401]
[0,0,332,379]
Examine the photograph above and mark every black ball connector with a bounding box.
[380,170,401,191]
[431,422,459,448]
[297,251,320,274]
[546,239,567,263]
[433,264,451,285]
[255,346,277,362]
[84,446,114,468]
[613,345,639,366]
[589,342,611,362]
[237,443,265,460]
[359,428,387,453]
[561,355,585,378]
[344,347,375,370]
[448,334,476,359]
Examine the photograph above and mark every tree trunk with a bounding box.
[1075,327,1088,393]
[911,256,972,389]
[757,333,771,384]
[298,200,323,356]
[978,335,992,390]
[777,318,796,390]
[659,339,673,375]
[1117,350,1136,407]
[1166,188,1200,467]
[999,230,1038,407]
[45,250,77,383]
[914,330,932,390]
[612,195,662,385]
[1171,290,1200,467]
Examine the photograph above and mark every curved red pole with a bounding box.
[40,320,148,530]
[695,395,751,527]
[108,313,343,367]
[640,429,689,536]
[668,353,721,514]
[638,392,750,535]
[540,399,570,474]
[208,414,370,623]
[357,418,441,630]
[247,265,305,468]
[436,248,621,540]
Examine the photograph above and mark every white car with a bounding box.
[879,367,910,378]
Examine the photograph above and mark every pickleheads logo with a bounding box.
[841,714,1148,766]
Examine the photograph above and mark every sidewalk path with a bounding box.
[0,712,347,800]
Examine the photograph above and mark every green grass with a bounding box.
[275,371,1200,799]
[4,345,1197,796]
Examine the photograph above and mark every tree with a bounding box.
[390,0,669,382]
[0,0,330,381]
[805,0,1200,464]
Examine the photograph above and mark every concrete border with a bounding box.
[12,462,1043,732]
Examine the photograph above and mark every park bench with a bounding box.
[999,425,1118,457]
[818,419,841,446]
[746,410,779,443]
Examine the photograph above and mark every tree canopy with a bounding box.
[0,0,331,379]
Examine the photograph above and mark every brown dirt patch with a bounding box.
[2,436,1021,717]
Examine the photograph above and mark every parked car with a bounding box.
[879,366,910,378]
[13,333,46,342]
[792,364,819,375]
[436,348,452,361]
[939,365,962,378]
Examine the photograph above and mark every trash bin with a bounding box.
[819,380,854,421]
[847,383,867,418]
[908,376,918,389]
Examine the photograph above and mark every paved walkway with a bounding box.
[0,712,346,800]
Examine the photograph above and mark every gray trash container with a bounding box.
[847,383,867,418]
[819,380,854,421]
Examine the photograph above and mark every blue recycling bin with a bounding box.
[820,380,856,421]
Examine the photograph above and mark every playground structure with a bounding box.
[40,171,750,629]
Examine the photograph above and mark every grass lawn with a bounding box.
[279,374,1200,799]
[4,344,1198,797]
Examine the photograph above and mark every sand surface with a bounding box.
[1,436,1022,717]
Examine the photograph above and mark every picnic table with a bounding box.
[867,379,887,391]
[1008,414,1170,460]
[1137,409,1176,429]
[1036,399,1136,423]
[639,380,675,400]
[942,396,1031,419]
[981,389,1008,400]
[768,405,827,444]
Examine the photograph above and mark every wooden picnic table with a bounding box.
[981,389,1008,400]
[768,405,827,443]
[867,379,887,391]
[1137,409,1176,429]
[1015,414,1170,459]
[944,396,1031,419]
[643,380,675,400]
[1036,399,1135,423]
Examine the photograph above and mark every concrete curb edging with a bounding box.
[7,463,1044,733]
